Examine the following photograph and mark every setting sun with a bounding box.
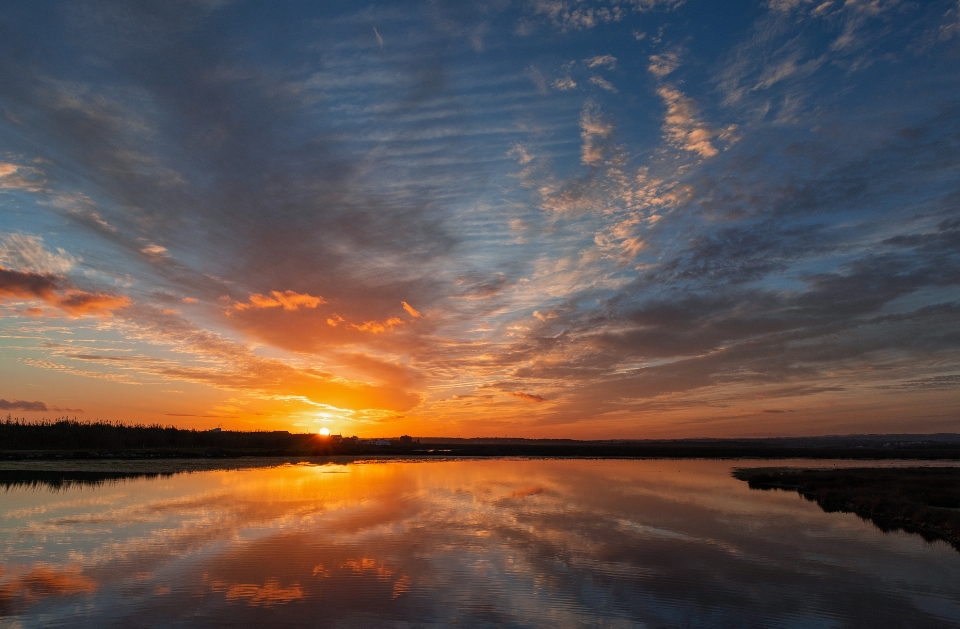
[319,427,330,436]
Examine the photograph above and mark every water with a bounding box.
[1,458,959,628]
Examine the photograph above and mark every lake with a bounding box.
[1,458,959,628]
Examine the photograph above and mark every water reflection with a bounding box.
[1,459,959,628]
[0,469,171,491]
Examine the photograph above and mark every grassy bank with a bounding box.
[734,467,960,552]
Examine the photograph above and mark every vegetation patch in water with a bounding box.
[734,467,960,552]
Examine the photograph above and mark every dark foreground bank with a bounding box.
[4,419,960,460]
[734,467,960,552]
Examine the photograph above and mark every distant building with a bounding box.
[372,439,391,446]
[209,427,222,433]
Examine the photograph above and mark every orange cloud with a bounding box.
[222,296,430,359]
[57,291,132,316]
[0,266,130,317]
[401,301,421,318]
[336,352,422,388]
[351,317,403,334]
[231,290,325,313]
[120,311,423,411]
[156,357,421,412]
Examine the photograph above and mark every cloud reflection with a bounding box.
[2,460,960,627]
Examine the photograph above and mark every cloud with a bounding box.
[53,194,119,233]
[225,292,430,355]
[530,1,625,31]
[751,52,826,92]
[401,301,421,318]
[529,0,682,32]
[648,52,680,77]
[57,291,133,316]
[334,352,422,389]
[0,8,463,328]
[552,77,577,90]
[231,291,326,312]
[525,64,549,94]
[0,267,60,299]
[585,55,616,69]
[767,0,811,11]
[140,243,169,260]
[352,317,404,334]
[0,399,81,412]
[941,2,960,39]
[656,86,738,158]
[0,399,48,411]
[878,375,960,390]
[579,103,615,165]
[453,93,960,432]
[69,306,425,412]
[509,391,546,402]
[508,144,535,165]
[589,76,617,92]
[0,266,131,317]
[0,234,77,274]
[0,162,44,191]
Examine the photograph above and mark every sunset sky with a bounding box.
[1,0,959,438]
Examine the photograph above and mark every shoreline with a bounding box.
[2,455,960,476]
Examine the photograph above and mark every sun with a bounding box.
[319,427,330,436]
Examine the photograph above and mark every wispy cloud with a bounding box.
[585,54,616,69]
[579,102,615,165]
[0,162,45,191]
[589,76,617,92]
[656,86,737,158]
[0,234,78,274]
[529,0,684,32]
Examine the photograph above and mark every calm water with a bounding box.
[1,459,960,628]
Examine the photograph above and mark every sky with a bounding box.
[0,0,959,438]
